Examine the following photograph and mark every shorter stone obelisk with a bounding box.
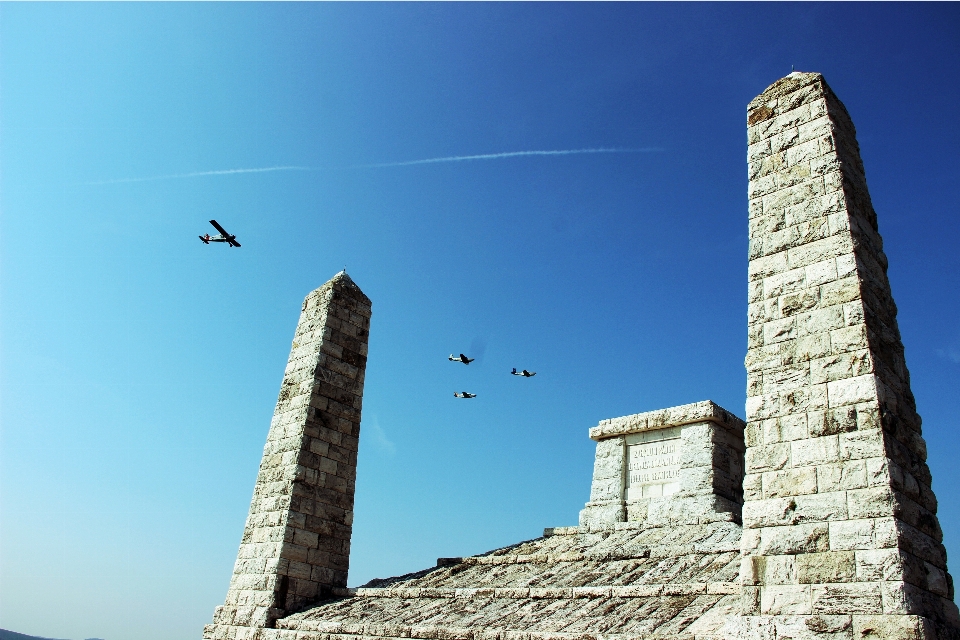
[205,271,371,640]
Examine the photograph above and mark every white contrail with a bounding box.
[355,147,657,168]
[85,148,656,184]
[85,165,314,185]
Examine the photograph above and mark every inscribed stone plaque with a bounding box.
[625,427,681,500]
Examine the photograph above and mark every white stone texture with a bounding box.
[739,71,958,636]
[266,520,744,640]
[206,272,372,640]
[580,401,745,530]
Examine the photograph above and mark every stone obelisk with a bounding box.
[205,271,371,640]
[732,72,959,639]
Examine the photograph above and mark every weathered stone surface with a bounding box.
[737,71,959,637]
[205,73,960,640]
[589,400,745,441]
[271,521,743,640]
[206,272,372,640]
[581,401,745,530]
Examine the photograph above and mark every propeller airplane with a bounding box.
[199,220,241,247]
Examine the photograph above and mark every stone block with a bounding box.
[579,501,623,528]
[820,276,862,307]
[766,317,798,344]
[761,584,812,614]
[783,413,812,441]
[747,443,790,472]
[591,438,624,479]
[811,583,882,615]
[828,374,877,407]
[759,523,830,554]
[787,234,853,271]
[798,306,845,337]
[792,436,840,467]
[810,351,873,386]
[793,334,833,362]
[895,520,947,568]
[764,467,818,498]
[764,366,811,395]
[805,258,839,287]
[796,551,856,583]
[847,487,895,520]
[764,266,807,299]
[589,477,622,502]
[817,460,867,493]
[745,473,763,501]
[925,562,950,598]
[827,519,875,551]
[881,580,927,616]
[751,251,790,282]
[839,429,885,462]
[762,555,797,585]
[851,615,929,640]
[742,585,762,615]
[856,549,906,583]
[829,325,869,356]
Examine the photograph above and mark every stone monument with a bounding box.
[732,71,959,639]
[205,271,371,640]
[579,401,745,530]
[269,400,748,640]
[203,73,960,640]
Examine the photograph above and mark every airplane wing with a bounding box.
[209,219,230,236]
[229,238,241,247]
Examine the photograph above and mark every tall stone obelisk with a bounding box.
[205,271,371,640]
[732,72,960,639]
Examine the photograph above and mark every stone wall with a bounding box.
[732,72,960,639]
[205,272,371,640]
[580,400,745,530]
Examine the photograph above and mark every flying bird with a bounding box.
[448,354,474,364]
[199,220,241,247]
[511,368,537,377]
[454,392,477,398]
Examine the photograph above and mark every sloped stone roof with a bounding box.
[271,520,743,640]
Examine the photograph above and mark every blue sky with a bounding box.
[1,3,959,639]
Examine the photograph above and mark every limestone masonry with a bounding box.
[207,271,371,638]
[205,73,959,640]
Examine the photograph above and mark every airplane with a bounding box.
[511,368,537,377]
[454,392,477,398]
[448,353,474,365]
[199,220,241,247]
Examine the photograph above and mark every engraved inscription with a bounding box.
[625,427,681,500]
